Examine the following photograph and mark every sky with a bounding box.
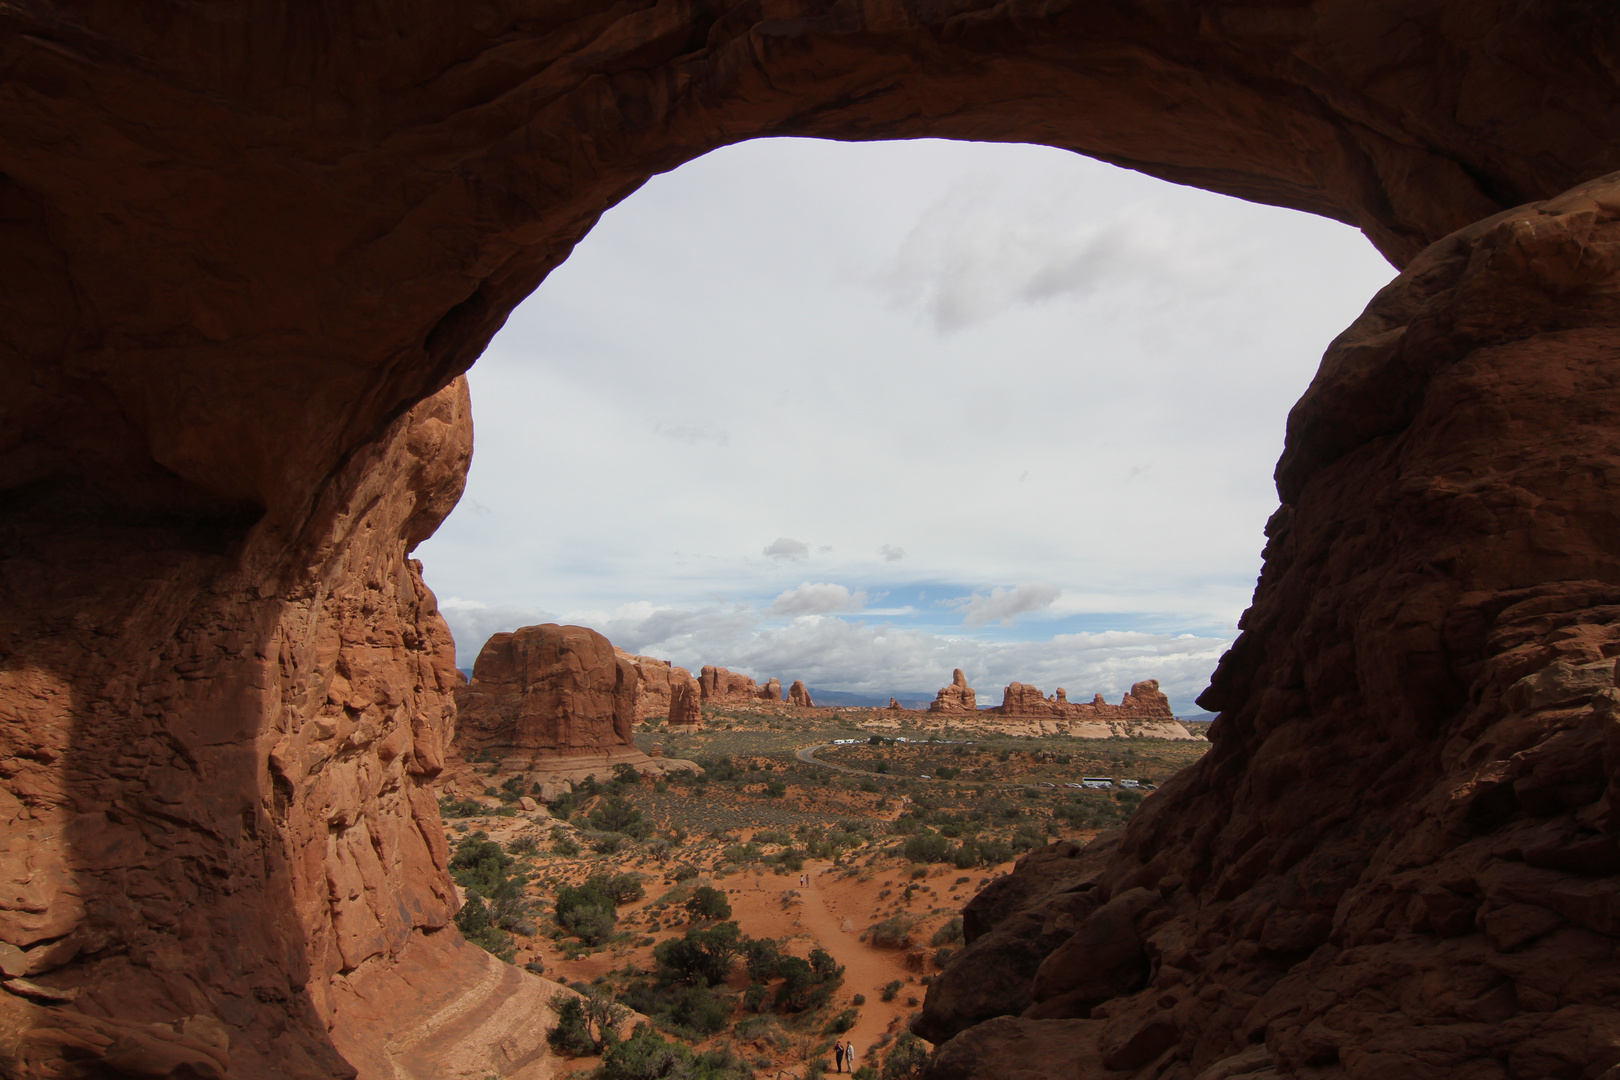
[415,137,1396,714]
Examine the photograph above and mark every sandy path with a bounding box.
[795,861,930,1073]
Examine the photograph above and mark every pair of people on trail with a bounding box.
[833,1039,857,1073]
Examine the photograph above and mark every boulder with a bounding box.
[455,624,638,755]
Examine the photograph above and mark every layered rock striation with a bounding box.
[918,175,1620,1079]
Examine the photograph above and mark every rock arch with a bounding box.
[4,3,1620,1077]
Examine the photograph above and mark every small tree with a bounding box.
[547,994,595,1056]
[684,885,731,922]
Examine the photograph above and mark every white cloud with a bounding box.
[770,582,867,616]
[957,583,1061,626]
[878,544,906,562]
[656,423,728,446]
[763,537,810,561]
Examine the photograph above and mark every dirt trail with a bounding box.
[796,861,929,1072]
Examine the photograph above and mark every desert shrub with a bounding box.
[551,827,581,857]
[669,984,729,1036]
[555,883,617,944]
[742,936,785,981]
[859,779,879,793]
[901,832,949,863]
[685,885,732,922]
[883,1033,928,1080]
[934,766,959,780]
[547,995,596,1056]
[743,983,769,1013]
[930,917,964,946]
[449,833,513,895]
[769,847,805,872]
[655,921,742,986]
[548,789,580,820]
[852,993,867,1006]
[933,947,955,968]
[880,980,903,1002]
[586,872,647,904]
[589,832,627,854]
[764,779,786,798]
[453,894,513,960]
[508,833,539,856]
[697,755,740,781]
[589,796,651,839]
[824,1007,859,1035]
[613,762,643,786]
[722,843,761,864]
[438,795,484,818]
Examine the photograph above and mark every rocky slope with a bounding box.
[918,175,1620,1080]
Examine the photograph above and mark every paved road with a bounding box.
[794,743,885,776]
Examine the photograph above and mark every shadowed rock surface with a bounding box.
[917,173,1620,1079]
[7,1,1620,1077]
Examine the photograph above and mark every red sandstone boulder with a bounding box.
[788,680,813,707]
[455,624,637,756]
[996,678,1174,721]
[929,669,979,714]
[698,665,782,705]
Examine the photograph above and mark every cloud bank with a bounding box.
[957,583,1061,626]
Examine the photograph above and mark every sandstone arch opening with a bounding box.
[419,135,1394,719]
[6,5,1620,1079]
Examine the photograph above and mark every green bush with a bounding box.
[547,995,595,1056]
[438,795,484,818]
[824,1006,859,1035]
[742,936,785,982]
[901,832,949,864]
[685,885,732,922]
[670,984,729,1036]
[933,946,955,968]
[555,883,617,944]
[764,779,787,798]
[883,1033,929,1079]
[586,872,646,904]
[654,921,742,986]
[552,828,581,857]
[508,833,539,856]
[449,833,513,895]
[879,980,903,1003]
[930,917,964,946]
[589,795,650,839]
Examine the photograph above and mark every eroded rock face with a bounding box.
[998,679,1173,721]
[929,670,979,714]
[919,175,1620,1079]
[9,4,1620,1078]
[698,666,781,706]
[667,672,703,729]
[789,680,813,707]
[0,379,473,1078]
[455,625,636,756]
[614,649,697,724]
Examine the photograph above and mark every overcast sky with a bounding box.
[415,138,1394,713]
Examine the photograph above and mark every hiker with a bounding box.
[833,1040,845,1073]
[848,1042,858,1071]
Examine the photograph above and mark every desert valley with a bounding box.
[416,622,1207,1078]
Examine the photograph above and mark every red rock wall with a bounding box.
[994,678,1174,720]
[918,176,1620,1079]
[698,666,782,706]
[614,651,697,723]
[0,380,470,1078]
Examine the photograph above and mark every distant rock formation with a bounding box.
[789,680,813,707]
[928,669,978,713]
[699,665,782,705]
[888,697,904,711]
[667,671,702,728]
[614,648,700,723]
[457,624,638,754]
[997,678,1174,721]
